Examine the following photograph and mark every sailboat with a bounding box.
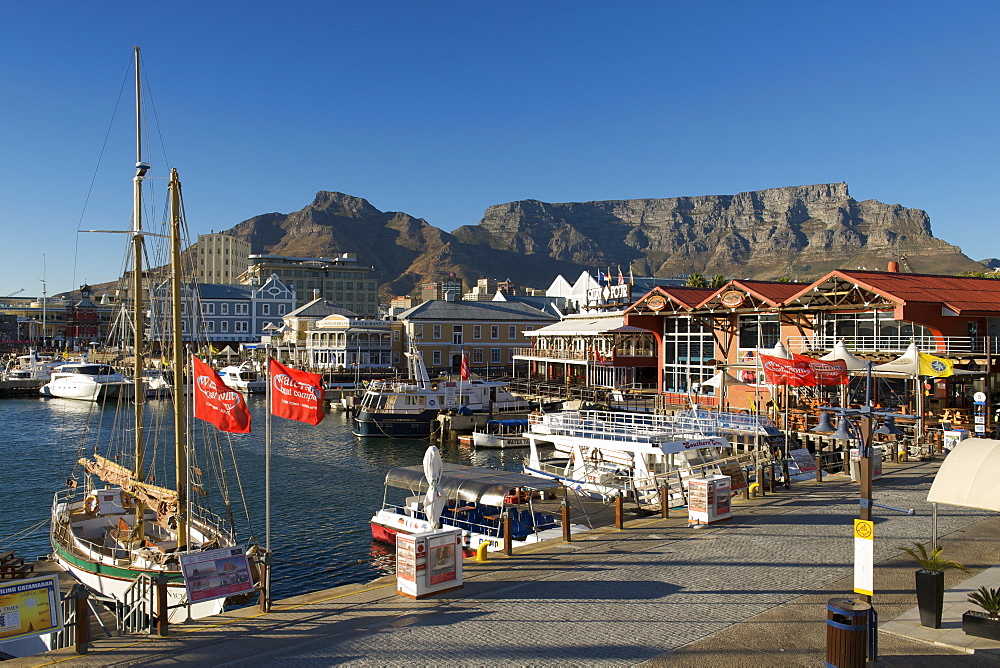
[49,47,255,622]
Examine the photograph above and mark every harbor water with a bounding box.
[0,395,525,599]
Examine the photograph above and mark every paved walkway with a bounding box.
[11,458,1000,666]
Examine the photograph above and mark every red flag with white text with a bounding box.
[792,353,849,386]
[460,354,470,381]
[192,356,252,433]
[759,353,814,386]
[269,359,326,425]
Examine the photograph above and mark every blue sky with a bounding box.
[3,1,999,296]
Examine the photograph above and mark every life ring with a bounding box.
[589,450,603,462]
[428,399,436,407]
[84,494,99,514]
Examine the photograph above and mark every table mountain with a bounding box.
[221,184,980,297]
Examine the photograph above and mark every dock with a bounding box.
[0,380,42,398]
[10,458,1000,666]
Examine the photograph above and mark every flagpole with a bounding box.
[265,343,272,611]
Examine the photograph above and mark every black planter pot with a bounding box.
[963,611,1000,640]
[915,569,945,628]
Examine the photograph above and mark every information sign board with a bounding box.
[179,546,255,604]
[0,575,61,643]
[853,520,874,596]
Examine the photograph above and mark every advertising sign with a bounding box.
[788,448,818,474]
[0,576,61,643]
[179,546,255,604]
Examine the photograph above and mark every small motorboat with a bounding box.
[472,419,530,449]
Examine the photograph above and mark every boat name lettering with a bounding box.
[272,373,321,401]
[682,438,720,449]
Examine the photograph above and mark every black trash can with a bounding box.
[826,597,870,668]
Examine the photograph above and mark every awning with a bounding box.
[927,438,1000,511]
[383,463,564,506]
[524,315,625,337]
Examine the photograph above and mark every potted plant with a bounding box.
[964,586,1000,640]
[898,542,968,628]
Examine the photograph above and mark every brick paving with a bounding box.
[13,458,1000,666]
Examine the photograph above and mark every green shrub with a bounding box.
[968,586,1000,619]
[897,542,968,573]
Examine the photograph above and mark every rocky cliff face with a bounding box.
[221,184,980,297]
[452,183,979,279]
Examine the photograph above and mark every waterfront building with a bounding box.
[148,274,295,345]
[194,233,251,285]
[239,253,378,317]
[421,276,464,302]
[267,296,358,366]
[63,285,102,348]
[304,313,403,371]
[396,299,559,377]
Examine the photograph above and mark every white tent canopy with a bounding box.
[873,342,921,376]
[927,438,1000,511]
[703,370,747,389]
[820,340,869,371]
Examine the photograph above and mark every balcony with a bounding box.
[785,335,1000,355]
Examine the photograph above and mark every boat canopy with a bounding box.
[485,419,529,428]
[383,463,564,506]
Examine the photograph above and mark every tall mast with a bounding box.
[132,45,149,482]
[169,168,188,549]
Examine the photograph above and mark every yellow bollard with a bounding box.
[748,482,760,498]
[476,542,489,562]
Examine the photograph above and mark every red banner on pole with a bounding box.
[792,353,849,386]
[759,353,814,386]
[192,356,252,433]
[460,354,470,381]
[269,359,326,425]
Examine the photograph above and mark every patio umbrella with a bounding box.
[873,342,921,376]
[422,445,446,530]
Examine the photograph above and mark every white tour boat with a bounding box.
[39,362,133,401]
[218,362,266,394]
[472,418,530,449]
[370,463,586,556]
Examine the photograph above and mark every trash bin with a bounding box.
[826,597,870,668]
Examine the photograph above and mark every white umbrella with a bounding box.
[873,342,921,376]
[762,341,790,359]
[703,370,746,389]
[820,340,869,371]
[422,445,445,530]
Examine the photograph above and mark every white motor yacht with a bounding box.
[39,362,133,401]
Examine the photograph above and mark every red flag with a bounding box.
[759,353,814,386]
[460,354,471,381]
[192,356,251,433]
[269,359,326,425]
[792,353,848,386]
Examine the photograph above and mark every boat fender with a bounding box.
[84,494,99,515]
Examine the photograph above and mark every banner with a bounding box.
[758,353,814,386]
[192,356,252,433]
[918,352,954,378]
[792,353,849,386]
[460,354,470,381]
[269,359,325,425]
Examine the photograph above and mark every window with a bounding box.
[452,325,463,345]
[414,324,424,339]
[205,321,215,333]
[262,304,270,316]
[473,348,483,363]
[235,321,248,333]
[432,324,441,339]
[490,348,501,363]
[221,303,229,315]
[221,321,229,333]
[508,325,516,339]
[738,314,779,349]
[235,303,249,316]
[432,351,442,365]
[201,303,215,315]
[490,325,499,339]
[473,325,481,340]
[278,304,286,315]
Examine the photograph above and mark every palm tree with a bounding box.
[685,272,707,288]
[709,274,727,288]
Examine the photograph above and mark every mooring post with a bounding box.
[73,584,89,654]
[503,513,513,556]
[816,452,824,482]
[782,458,791,489]
[660,485,669,518]
[561,496,571,542]
[155,572,169,636]
[615,494,624,529]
